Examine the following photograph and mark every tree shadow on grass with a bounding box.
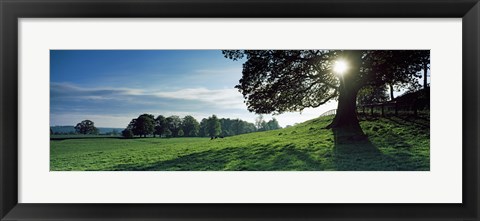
[358,113,429,129]
[107,125,427,171]
[385,115,429,129]
[111,143,326,171]
[332,127,418,171]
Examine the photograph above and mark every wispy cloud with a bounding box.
[153,87,245,109]
[52,82,246,110]
[50,50,338,128]
[51,82,144,98]
[50,82,251,127]
[50,82,338,128]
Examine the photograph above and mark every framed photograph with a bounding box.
[1,0,479,220]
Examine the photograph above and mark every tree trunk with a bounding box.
[327,79,361,130]
[423,62,429,99]
[423,62,428,89]
[389,84,394,101]
[326,51,366,143]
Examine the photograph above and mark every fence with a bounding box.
[320,109,337,117]
[357,100,429,117]
[320,101,429,118]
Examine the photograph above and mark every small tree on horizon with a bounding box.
[74,120,98,135]
[266,118,281,130]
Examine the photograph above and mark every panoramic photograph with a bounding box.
[50,50,430,171]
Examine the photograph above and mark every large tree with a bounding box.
[182,115,200,137]
[74,120,98,135]
[418,50,431,95]
[206,115,221,137]
[121,128,134,138]
[199,118,208,137]
[166,115,182,137]
[134,114,155,137]
[383,50,428,100]
[223,50,427,138]
[155,115,168,137]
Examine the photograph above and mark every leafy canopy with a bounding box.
[223,50,427,115]
[74,120,98,135]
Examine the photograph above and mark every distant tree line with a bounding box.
[121,114,281,139]
[50,120,121,136]
[254,115,281,132]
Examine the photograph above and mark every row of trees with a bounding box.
[122,114,281,139]
[255,115,281,132]
[356,71,429,106]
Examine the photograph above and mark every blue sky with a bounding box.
[50,50,337,128]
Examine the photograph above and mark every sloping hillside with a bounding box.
[50,115,429,171]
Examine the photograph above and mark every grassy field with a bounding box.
[50,115,429,171]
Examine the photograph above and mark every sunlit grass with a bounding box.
[50,115,429,171]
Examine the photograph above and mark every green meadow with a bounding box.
[50,115,429,171]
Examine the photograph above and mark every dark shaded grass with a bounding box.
[112,144,326,171]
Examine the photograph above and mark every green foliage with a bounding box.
[223,50,428,131]
[182,115,199,137]
[255,115,281,131]
[126,114,256,139]
[51,115,429,171]
[121,129,134,139]
[206,115,221,137]
[155,115,168,137]
[178,129,184,137]
[380,50,430,95]
[127,118,136,131]
[134,114,155,137]
[266,118,281,130]
[357,85,389,105]
[166,115,182,137]
[164,129,172,138]
[199,118,208,137]
[219,118,256,137]
[74,120,98,135]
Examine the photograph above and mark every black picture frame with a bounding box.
[1,0,479,220]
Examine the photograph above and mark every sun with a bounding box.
[333,59,348,75]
